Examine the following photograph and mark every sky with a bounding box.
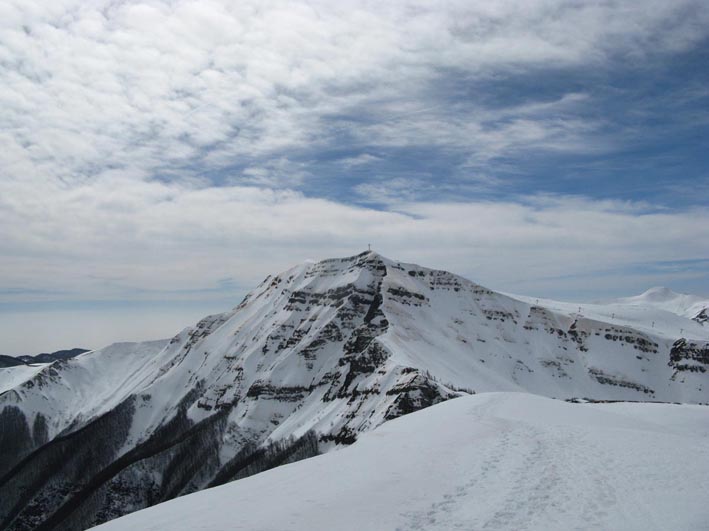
[1,0,708,354]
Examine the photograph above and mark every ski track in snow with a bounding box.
[399,395,618,531]
[398,392,709,531]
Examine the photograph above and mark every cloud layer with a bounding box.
[2,176,708,302]
[3,0,708,187]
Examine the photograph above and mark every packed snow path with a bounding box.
[92,392,709,531]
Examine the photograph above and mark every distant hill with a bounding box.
[1,348,89,367]
[608,286,709,320]
[0,355,25,368]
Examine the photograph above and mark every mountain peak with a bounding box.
[639,286,678,301]
[327,249,388,264]
[609,286,708,319]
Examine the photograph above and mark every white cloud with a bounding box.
[353,175,504,204]
[338,154,381,168]
[1,174,707,304]
[2,0,708,188]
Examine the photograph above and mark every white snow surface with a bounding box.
[91,392,709,531]
[611,287,709,319]
[0,363,48,395]
[507,288,708,341]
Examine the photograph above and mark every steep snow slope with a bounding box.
[0,340,169,453]
[91,392,709,531]
[0,364,47,395]
[2,251,708,530]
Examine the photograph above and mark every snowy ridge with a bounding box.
[608,286,709,321]
[0,340,169,445]
[1,251,708,530]
[91,392,709,531]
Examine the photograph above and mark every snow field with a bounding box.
[91,392,709,531]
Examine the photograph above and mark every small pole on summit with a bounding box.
[368,243,371,251]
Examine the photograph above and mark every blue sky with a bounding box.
[1,0,708,353]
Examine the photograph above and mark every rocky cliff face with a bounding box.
[1,251,708,530]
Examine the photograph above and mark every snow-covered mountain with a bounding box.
[608,286,709,321]
[90,392,709,531]
[1,251,708,530]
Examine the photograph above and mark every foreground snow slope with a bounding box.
[93,392,709,531]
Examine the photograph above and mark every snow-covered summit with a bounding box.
[2,251,708,530]
[610,286,709,319]
[636,286,683,301]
